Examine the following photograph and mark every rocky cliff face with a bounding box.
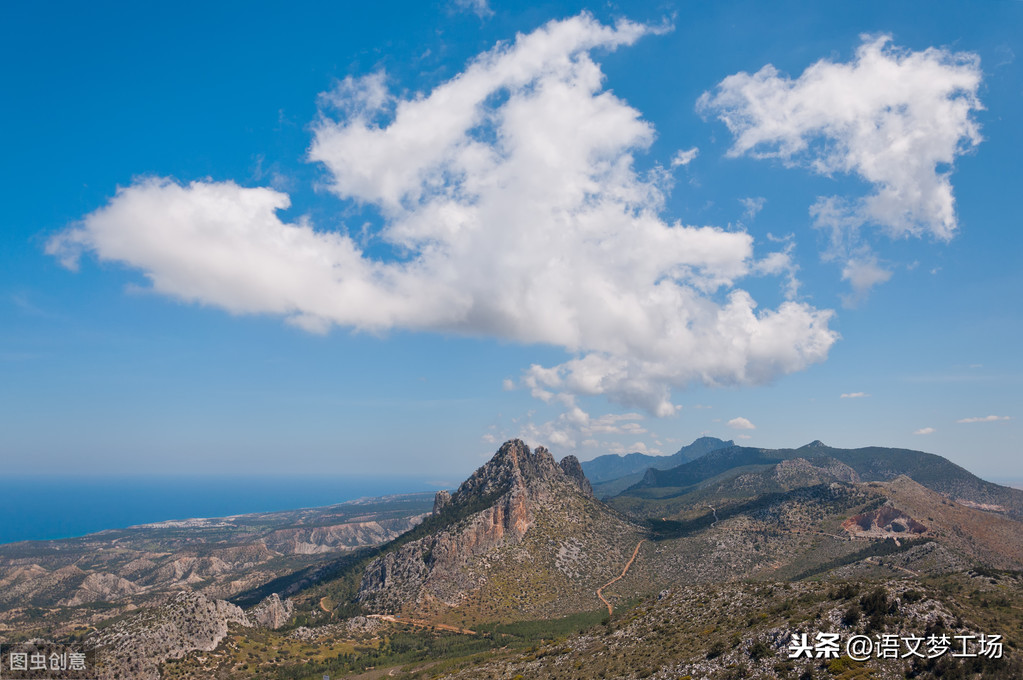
[432,490,452,514]
[357,440,640,619]
[249,592,295,629]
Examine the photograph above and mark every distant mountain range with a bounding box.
[624,440,1023,519]
[581,436,734,497]
[581,436,734,483]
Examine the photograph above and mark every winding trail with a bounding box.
[707,504,719,528]
[596,539,645,617]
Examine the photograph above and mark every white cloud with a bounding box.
[512,403,654,455]
[840,256,893,305]
[49,14,836,420]
[700,35,982,297]
[671,146,699,167]
[752,238,800,299]
[736,434,752,440]
[840,392,870,399]
[608,441,663,456]
[913,427,935,435]
[956,415,1011,424]
[727,416,756,430]
[453,0,493,19]
[739,197,765,219]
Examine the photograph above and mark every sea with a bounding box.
[0,475,440,545]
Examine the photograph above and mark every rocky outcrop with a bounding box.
[433,490,452,515]
[249,592,294,629]
[842,503,928,537]
[454,439,564,501]
[88,590,251,680]
[559,455,593,496]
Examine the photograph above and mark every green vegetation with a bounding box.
[793,537,933,580]
[162,608,615,679]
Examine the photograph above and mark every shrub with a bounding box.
[749,640,772,661]
[707,641,726,659]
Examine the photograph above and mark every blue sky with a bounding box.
[2,1,1020,483]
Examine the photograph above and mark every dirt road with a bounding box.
[596,539,645,617]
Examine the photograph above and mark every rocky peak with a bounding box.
[558,455,593,497]
[803,440,827,449]
[453,439,566,503]
[357,440,604,614]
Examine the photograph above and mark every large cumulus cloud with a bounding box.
[699,35,982,301]
[49,14,837,422]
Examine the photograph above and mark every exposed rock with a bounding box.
[262,517,424,555]
[956,498,1008,513]
[249,592,294,629]
[60,572,143,606]
[455,439,562,501]
[433,490,452,515]
[88,590,250,680]
[558,455,593,496]
[342,614,386,634]
[842,503,928,537]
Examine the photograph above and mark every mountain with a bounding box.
[582,436,733,484]
[340,439,645,622]
[625,441,1023,519]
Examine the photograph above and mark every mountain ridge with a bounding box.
[581,436,733,484]
[626,442,1023,519]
